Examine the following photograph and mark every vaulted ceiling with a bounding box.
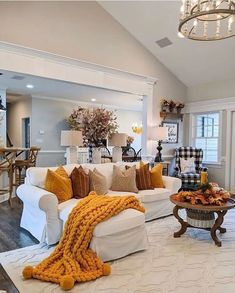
[99,1,235,87]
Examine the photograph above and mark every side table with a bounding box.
[170,195,235,247]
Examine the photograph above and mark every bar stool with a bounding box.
[0,149,16,206]
[13,147,40,187]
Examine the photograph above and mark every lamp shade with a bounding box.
[149,126,168,141]
[61,130,83,146]
[108,133,127,147]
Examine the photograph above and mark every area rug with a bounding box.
[1,210,235,293]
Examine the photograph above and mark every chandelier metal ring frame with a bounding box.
[178,0,235,41]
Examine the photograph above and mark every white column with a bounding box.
[0,88,6,146]
[141,82,155,158]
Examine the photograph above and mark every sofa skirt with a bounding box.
[90,224,148,262]
[144,199,174,221]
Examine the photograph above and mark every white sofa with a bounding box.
[17,162,181,260]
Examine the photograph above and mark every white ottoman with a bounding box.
[59,199,148,261]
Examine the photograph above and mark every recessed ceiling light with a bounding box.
[26,84,34,89]
[91,98,96,102]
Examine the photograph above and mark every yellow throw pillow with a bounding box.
[150,163,165,188]
[45,166,73,203]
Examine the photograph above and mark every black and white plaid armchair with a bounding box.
[175,147,208,189]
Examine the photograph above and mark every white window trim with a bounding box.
[189,110,222,165]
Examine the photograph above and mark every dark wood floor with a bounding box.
[0,198,38,253]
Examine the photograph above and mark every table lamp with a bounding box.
[108,133,127,163]
[149,126,168,162]
[61,130,83,164]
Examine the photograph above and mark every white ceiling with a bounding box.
[0,69,142,110]
[99,1,235,87]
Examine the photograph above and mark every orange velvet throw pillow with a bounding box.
[45,166,73,203]
[70,166,90,198]
[150,163,165,188]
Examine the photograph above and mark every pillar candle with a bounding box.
[200,171,208,185]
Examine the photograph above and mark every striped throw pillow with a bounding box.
[136,163,153,190]
[70,166,90,198]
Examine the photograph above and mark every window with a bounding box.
[193,112,220,163]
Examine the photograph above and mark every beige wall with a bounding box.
[7,96,32,147]
[0,1,186,158]
[187,78,235,102]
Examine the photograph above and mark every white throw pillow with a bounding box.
[180,157,196,173]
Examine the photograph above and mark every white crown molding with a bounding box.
[184,96,235,113]
[32,95,142,112]
[0,41,157,95]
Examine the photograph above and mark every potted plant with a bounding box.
[67,107,119,163]
[176,102,185,114]
[161,99,169,112]
[168,100,176,112]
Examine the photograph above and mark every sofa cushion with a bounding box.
[150,163,165,188]
[106,190,141,201]
[138,188,171,203]
[111,165,138,193]
[58,198,145,237]
[126,163,153,190]
[44,166,73,203]
[70,166,90,198]
[82,163,114,189]
[26,164,79,188]
[89,168,108,195]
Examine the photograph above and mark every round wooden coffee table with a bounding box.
[170,195,235,247]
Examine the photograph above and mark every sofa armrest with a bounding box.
[162,176,182,194]
[17,184,58,210]
[17,184,61,245]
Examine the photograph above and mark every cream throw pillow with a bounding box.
[89,168,108,195]
[111,165,138,193]
[180,157,196,173]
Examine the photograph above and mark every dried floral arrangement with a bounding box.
[67,107,118,147]
[172,183,230,206]
[161,99,185,113]
[126,136,134,145]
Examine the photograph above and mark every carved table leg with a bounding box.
[210,210,227,247]
[173,205,188,238]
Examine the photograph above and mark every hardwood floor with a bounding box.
[0,198,38,253]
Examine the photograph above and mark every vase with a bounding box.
[92,147,101,164]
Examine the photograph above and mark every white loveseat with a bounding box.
[17,162,181,260]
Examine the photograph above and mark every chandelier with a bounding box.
[178,0,235,40]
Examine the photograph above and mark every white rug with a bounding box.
[1,210,235,293]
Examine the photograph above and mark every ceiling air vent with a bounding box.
[11,75,25,80]
[156,37,172,48]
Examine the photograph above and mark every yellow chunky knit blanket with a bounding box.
[23,192,145,290]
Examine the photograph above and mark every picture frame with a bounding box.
[162,121,179,143]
